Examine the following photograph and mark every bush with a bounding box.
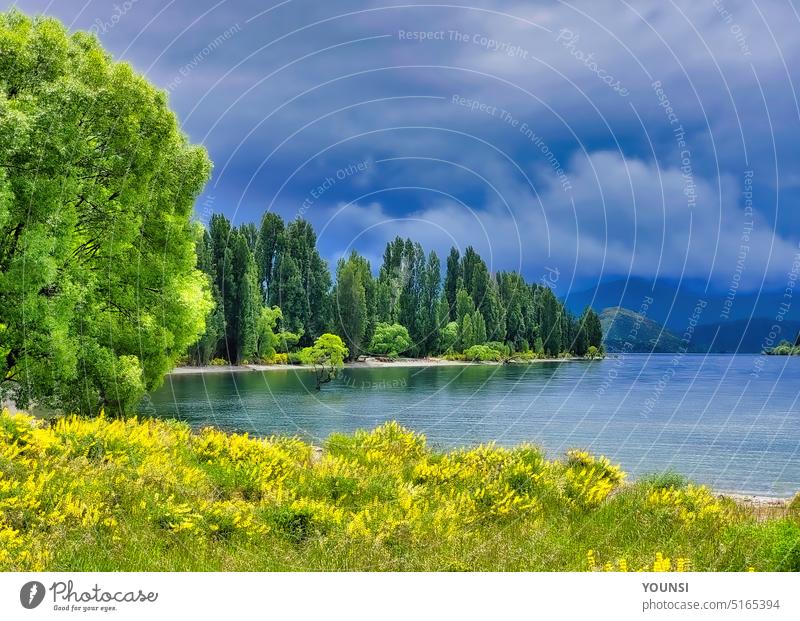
[0,410,795,571]
[463,345,504,362]
[640,471,690,490]
[210,358,229,366]
[485,341,511,356]
[369,323,412,358]
[586,345,604,359]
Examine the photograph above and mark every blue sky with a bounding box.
[7,0,800,293]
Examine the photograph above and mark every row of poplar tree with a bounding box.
[187,212,603,364]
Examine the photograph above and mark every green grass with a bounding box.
[1,410,798,571]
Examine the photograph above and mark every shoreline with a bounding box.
[164,359,796,506]
[1,405,792,506]
[717,491,794,508]
[170,355,589,375]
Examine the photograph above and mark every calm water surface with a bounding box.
[146,354,800,496]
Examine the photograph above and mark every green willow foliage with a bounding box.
[0,11,212,415]
[193,210,603,363]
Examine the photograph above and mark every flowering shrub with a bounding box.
[0,409,794,571]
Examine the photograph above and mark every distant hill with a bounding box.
[691,318,800,353]
[565,277,800,331]
[598,306,800,353]
[599,307,685,353]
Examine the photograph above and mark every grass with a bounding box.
[1,409,798,571]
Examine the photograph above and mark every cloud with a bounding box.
[310,150,799,290]
[8,0,800,289]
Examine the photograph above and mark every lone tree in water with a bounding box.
[298,334,348,390]
[0,11,212,415]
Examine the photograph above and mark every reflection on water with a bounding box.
[145,355,800,496]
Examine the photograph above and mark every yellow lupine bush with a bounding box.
[647,484,724,525]
[0,409,790,571]
[563,449,625,509]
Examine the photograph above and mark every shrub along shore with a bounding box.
[1,410,797,572]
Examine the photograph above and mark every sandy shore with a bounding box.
[170,356,582,375]
[719,492,793,508]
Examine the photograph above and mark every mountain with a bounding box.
[598,306,800,353]
[599,307,685,353]
[565,277,800,332]
[691,318,800,353]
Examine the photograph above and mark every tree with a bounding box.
[333,253,369,360]
[376,237,404,323]
[187,229,225,365]
[0,11,212,415]
[460,246,482,295]
[254,212,284,302]
[440,321,459,353]
[369,323,412,358]
[443,247,461,321]
[255,306,283,360]
[583,308,603,350]
[398,240,425,355]
[298,333,348,390]
[239,223,258,252]
[472,310,487,346]
[473,264,505,341]
[539,287,563,357]
[459,314,475,351]
[498,271,529,350]
[572,309,590,357]
[418,251,441,355]
[455,288,475,323]
[270,252,305,336]
[282,218,331,343]
[229,230,259,363]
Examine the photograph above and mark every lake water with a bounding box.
[145,354,800,496]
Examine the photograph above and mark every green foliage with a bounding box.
[333,252,372,360]
[298,333,348,389]
[455,287,475,323]
[439,321,459,354]
[583,308,603,349]
[254,212,284,302]
[765,340,800,356]
[191,218,600,366]
[586,345,603,359]
[639,471,690,490]
[418,251,441,354]
[281,219,332,344]
[274,330,302,353]
[539,287,563,357]
[369,323,412,358]
[443,247,461,322]
[0,10,212,415]
[255,306,283,360]
[463,345,504,362]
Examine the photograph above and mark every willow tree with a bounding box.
[0,11,212,414]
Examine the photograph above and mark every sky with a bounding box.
[6,0,800,294]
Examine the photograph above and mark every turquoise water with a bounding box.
[145,354,800,496]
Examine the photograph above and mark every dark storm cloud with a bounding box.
[6,0,800,290]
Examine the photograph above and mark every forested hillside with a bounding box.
[187,212,603,364]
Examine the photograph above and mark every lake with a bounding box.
[145,354,800,497]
